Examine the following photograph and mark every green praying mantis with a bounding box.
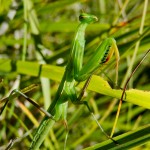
[29,13,120,149]
[0,13,120,149]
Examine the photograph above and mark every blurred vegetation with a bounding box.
[0,0,150,149]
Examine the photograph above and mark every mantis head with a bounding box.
[79,13,98,24]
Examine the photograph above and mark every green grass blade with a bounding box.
[0,59,150,109]
[83,124,150,150]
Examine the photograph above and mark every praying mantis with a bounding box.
[28,13,120,150]
[0,13,120,149]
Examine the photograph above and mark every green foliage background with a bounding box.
[0,0,150,149]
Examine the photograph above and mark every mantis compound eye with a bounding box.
[79,15,84,21]
[79,13,98,24]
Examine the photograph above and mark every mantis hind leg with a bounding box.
[71,76,119,145]
[71,99,118,145]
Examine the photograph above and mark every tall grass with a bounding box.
[0,0,150,149]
